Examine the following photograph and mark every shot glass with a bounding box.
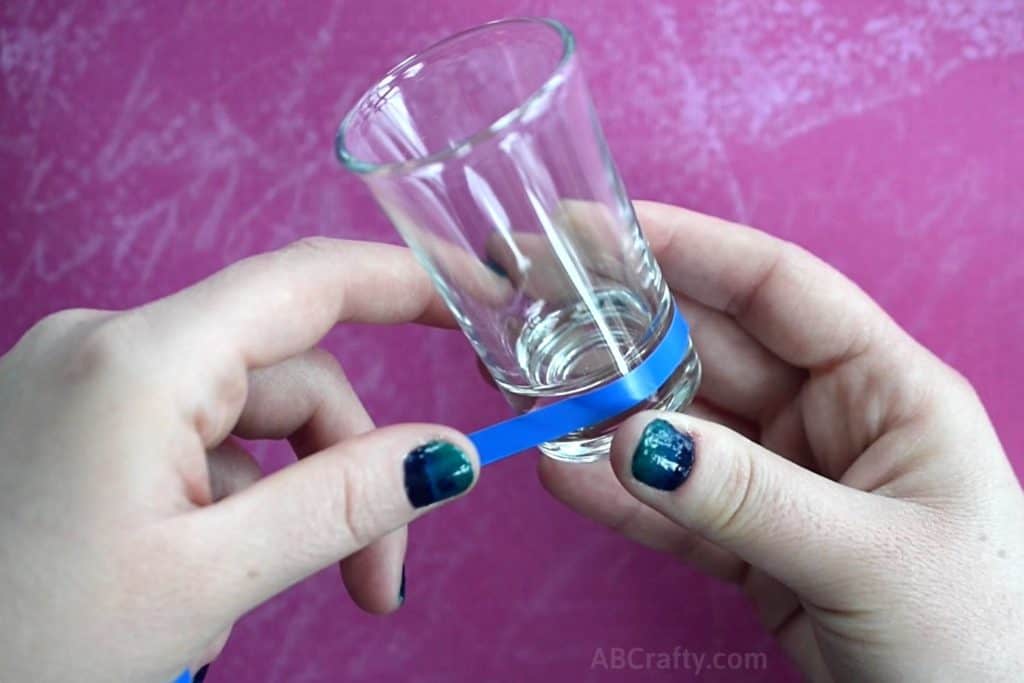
[335,17,700,462]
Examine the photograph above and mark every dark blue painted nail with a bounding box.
[193,665,209,683]
[398,564,406,606]
[403,440,474,508]
[631,419,694,491]
[484,256,508,277]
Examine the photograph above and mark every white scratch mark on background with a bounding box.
[697,0,1024,147]
[95,47,159,183]
[2,0,1022,320]
[652,2,752,223]
[1,234,104,300]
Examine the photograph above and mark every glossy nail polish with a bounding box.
[631,419,694,491]
[398,564,406,606]
[484,256,508,277]
[193,665,209,683]
[404,440,474,508]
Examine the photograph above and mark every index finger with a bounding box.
[143,237,452,370]
[635,201,899,369]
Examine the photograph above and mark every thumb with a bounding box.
[183,424,478,617]
[610,411,897,601]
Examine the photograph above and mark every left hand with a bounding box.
[0,238,480,682]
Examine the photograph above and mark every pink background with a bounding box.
[3,2,1022,681]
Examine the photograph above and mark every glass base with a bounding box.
[538,343,701,463]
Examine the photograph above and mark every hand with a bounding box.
[0,238,480,683]
[540,202,1024,682]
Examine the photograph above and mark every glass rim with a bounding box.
[335,17,576,177]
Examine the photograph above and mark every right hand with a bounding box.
[540,201,1024,682]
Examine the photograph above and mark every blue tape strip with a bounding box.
[470,307,690,466]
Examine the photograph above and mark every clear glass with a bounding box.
[336,18,700,462]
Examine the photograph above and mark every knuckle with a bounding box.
[286,236,337,256]
[943,365,979,402]
[294,460,386,562]
[339,475,370,551]
[203,626,233,663]
[193,356,248,445]
[305,347,345,380]
[707,449,762,541]
[914,356,982,420]
[725,242,788,320]
[63,313,144,381]
[211,356,249,407]
[336,467,380,552]
[17,308,103,355]
[230,238,340,317]
[36,307,103,334]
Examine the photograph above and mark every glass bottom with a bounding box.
[537,343,701,462]
[494,284,702,463]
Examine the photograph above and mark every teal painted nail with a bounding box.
[631,419,694,491]
[403,440,474,508]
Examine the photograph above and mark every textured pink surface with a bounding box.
[2,2,1023,682]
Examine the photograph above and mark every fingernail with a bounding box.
[398,564,406,606]
[631,418,694,491]
[484,256,508,277]
[404,440,474,508]
[193,666,209,683]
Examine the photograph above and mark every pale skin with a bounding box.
[0,202,1021,682]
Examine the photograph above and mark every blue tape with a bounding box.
[470,307,690,466]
